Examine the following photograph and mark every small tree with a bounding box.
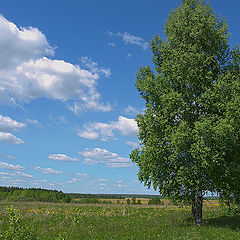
[131,197,137,204]
[126,198,130,204]
[148,196,162,205]
[130,0,240,225]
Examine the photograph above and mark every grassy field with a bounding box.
[98,198,221,206]
[0,201,239,240]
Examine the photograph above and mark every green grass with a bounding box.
[0,202,239,239]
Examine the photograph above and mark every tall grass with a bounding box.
[0,202,239,239]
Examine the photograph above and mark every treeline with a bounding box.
[68,193,159,199]
[0,186,71,203]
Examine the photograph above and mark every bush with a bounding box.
[148,196,163,205]
[131,197,136,204]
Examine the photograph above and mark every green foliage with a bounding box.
[130,0,240,223]
[137,199,142,205]
[0,206,35,240]
[130,0,240,212]
[0,186,71,203]
[126,198,130,204]
[148,197,163,205]
[74,197,100,204]
[131,197,137,204]
[101,200,113,204]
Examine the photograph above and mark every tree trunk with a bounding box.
[191,191,203,225]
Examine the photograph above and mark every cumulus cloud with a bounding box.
[0,114,25,132]
[49,154,79,162]
[0,132,24,144]
[0,15,110,112]
[0,161,24,170]
[78,148,132,168]
[33,166,62,175]
[77,116,138,141]
[0,14,53,70]
[106,31,149,50]
[0,114,25,144]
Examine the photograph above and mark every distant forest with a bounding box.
[0,186,218,203]
[0,186,71,203]
[0,186,160,203]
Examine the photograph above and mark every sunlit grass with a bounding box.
[0,202,239,239]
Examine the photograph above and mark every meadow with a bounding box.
[0,200,239,240]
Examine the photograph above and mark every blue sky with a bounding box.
[0,0,239,194]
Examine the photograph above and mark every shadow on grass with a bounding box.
[205,215,240,230]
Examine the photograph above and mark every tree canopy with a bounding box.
[130,0,240,224]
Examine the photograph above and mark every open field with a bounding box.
[0,202,239,240]
[98,198,220,206]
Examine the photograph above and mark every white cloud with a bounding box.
[1,57,98,103]
[126,141,139,148]
[0,15,110,112]
[0,14,53,70]
[123,105,142,116]
[2,171,33,178]
[25,118,41,126]
[126,53,132,58]
[106,31,114,37]
[77,129,99,140]
[5,154,16,160]
[108,42,115,47]
[106,31,149,50]
[33,166,62,175]
[117,32,149,50]
[113,183,127,188]
[97,178,108,182]
[78,148,132,168]
[0,114,25,132]
[69,100,111,114]
[14,171,33,178]
[77,116,138,141]
[98,183,106,187]
[80,56,111,78]
[76,173,89,178]
[0,132,24,144]
[116,116,138,136]
[49,154,79,162]
[67,178,83,184]
[0,115,25,144]
[116,180,124,183]
[0,161,24,170]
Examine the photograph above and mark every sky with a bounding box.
[0,0,239,194]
